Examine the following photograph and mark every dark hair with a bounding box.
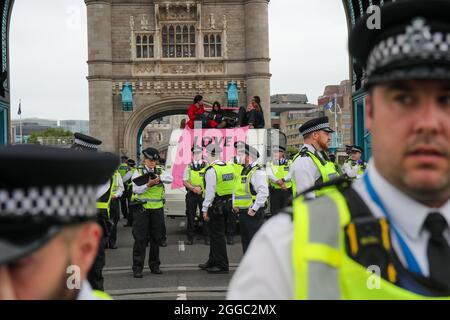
[252,96,262,112]
[194,95,203,104]
[212,101,221,111]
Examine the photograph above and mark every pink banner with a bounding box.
[171,126,249,189]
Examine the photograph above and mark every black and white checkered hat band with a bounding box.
[301,123,331,136]
[366,17,450,77]
[0,185,97,218]
[74,138,99,151]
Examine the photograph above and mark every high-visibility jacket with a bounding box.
[96,172,118,218]
[291,149,339,196]
[292,189,450,300]
[233,165,261,209]
[92,290,113,300]
[188,162,207,196]
[133,166,165,210]
[206,163,235,197]
[118,163,129,178]
[268,160,292,189]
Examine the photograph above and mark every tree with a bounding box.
[28,128,73,144]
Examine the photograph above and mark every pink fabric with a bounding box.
[170,126,249,189]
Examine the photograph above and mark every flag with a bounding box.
[17,101,21,116]
[324,100,333,110]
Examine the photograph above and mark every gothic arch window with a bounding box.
[162,24,196,58]
[135,34,154,59]
[203,33,222,58]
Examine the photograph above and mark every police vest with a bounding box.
[189,162,207,189]
[291,149,339,196]
[118,163,129,178]
[96,173,117,218]
[206,163,235,197]
[291,189,450,300]
[346,159,367,177]
[134,166,165,210]
[92,290,113,300]
[269,160,292,189]
[234,165,261,209]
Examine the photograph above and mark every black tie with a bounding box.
[424,212,450,288]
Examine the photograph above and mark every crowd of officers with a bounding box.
[84,115,368,282]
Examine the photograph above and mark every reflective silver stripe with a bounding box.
[306,195,341,300]
[235,196,252,199]
[137,198,163,202]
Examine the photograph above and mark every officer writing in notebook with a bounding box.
[228,0,450,299]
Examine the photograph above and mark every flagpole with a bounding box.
[19,99,23,144]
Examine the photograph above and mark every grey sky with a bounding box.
[10,0,349,121]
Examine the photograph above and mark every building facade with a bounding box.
[60,120,90,135]
[318,80,353,148]
[280,108,323,151]
[86,0,271,157]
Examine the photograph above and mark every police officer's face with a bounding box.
[315,131,331,151]
[367,80,450,205]
[273,151,281,160]
[0,223,101,300]
[193,152,202,162]
[144,158,157,169]
[351,151,361,161]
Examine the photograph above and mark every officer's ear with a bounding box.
[65,223,102,278]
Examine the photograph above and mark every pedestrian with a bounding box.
[131,148,173,278]
[285,116,340,198]
[342,145,367,179]
[266,145,292,215]
[228,0,450,299]
[232,143,269,254]
[0,145,118,299]
[199,144,235,273]
[183,145,208,245]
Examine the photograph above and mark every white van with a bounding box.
[163,128,287,218]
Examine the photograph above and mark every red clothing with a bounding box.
[186,104,217,128]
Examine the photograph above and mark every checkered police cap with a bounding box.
[349,0,450,87]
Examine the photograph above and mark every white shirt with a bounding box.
[201,160,223,212]
[95,171,124,199]
[123,169,134,183]
[285,144,322,198]
[342,160,364,179]
[233,162,269,211]
[76,281,99,300]
[227,161,450,299]
[132,165,173,195]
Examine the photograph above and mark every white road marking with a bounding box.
[178,240,185,252]
[176,286,188,300]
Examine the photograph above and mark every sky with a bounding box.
[9,0,349,121]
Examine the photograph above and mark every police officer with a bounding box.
[122,159,137,227]
[183,145,208,245]
[107,168,124,249]
[328,153,343,176]
[0,145,118,300]
[118,156,130,221]
[266,145,292,215]
[131,148,173,278]
[199,144,235,273]
[342,146,367,179]
[225,141,246,245]
[71,133,116,291]
[285,116,340,198]
[233,144,269,254]
[228,0,450,299]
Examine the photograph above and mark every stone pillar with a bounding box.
[245,0,271,128]
[85,0,115,151]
